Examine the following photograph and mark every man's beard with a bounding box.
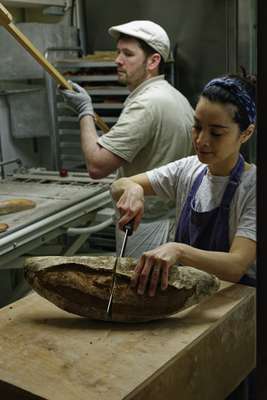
[117,71,127,86]
[117,62,147,90]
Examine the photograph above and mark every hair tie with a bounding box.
[204,77,256,125]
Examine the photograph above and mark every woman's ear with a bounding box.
[241,124,255,144]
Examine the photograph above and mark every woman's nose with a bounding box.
[196,131,209,146]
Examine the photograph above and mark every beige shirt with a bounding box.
[98,75,194,176]
[98,75,194,219]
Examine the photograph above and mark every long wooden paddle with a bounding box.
[0,3,109,133]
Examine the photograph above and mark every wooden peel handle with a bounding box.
[0,3,12,25]
[0,3,71,89]
[5,23,73,90]
[0,2,109,132]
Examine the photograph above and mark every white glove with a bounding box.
[58,81,94,121]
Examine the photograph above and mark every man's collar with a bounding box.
[125,75,165,105]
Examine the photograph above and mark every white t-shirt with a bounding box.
[147,155,256,279]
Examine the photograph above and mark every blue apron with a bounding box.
[175,155,256,287]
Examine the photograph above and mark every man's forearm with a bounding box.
[79,116,125,179]
[80,115,100,168]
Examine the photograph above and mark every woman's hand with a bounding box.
[115,184,145,232]
[110,174,155,232]
[131,242,182,297]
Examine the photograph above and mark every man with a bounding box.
[59,20,194,257]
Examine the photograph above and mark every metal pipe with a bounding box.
[0,158,22,179]
[0,158,22,167]
[44,46,82,170]
[0,190,111,255]
[67,215,114,235]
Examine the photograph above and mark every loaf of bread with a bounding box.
[24,256,220,323]
[0,198,36,215]
[0,223,8,233]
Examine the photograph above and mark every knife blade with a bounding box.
[106,221,134,318]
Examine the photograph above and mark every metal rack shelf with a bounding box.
[84,87,129,96]
[46,58,129,172]
[55,60,117,68]
[66,75,119,82]
[2,0,66,6]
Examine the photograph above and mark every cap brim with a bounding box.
[108,26,135,40]
[108,25,158,46]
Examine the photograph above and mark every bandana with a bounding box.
[204,77,256,125]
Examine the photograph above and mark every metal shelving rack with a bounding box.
[48,58,129,172]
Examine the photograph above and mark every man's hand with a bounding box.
[58,81,94,120]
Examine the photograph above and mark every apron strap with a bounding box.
[221,155,245,208]
[188,166,207,200]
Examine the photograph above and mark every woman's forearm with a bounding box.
[110,173,155,201]
[110,178,140,201]
[177,238,256,282]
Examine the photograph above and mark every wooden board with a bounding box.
[0,282,256,400]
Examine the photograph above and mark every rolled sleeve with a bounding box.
[98,100,153,163]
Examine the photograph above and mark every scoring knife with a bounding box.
[106,221,134,318]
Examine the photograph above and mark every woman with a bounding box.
[111,74,256,297]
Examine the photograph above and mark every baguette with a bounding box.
[0,198,36,215]
[24,256,220,323]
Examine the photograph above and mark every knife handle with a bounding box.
[123,220,134,236]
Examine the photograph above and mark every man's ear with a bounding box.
[147,53,161,71]
[241,124,255,144]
